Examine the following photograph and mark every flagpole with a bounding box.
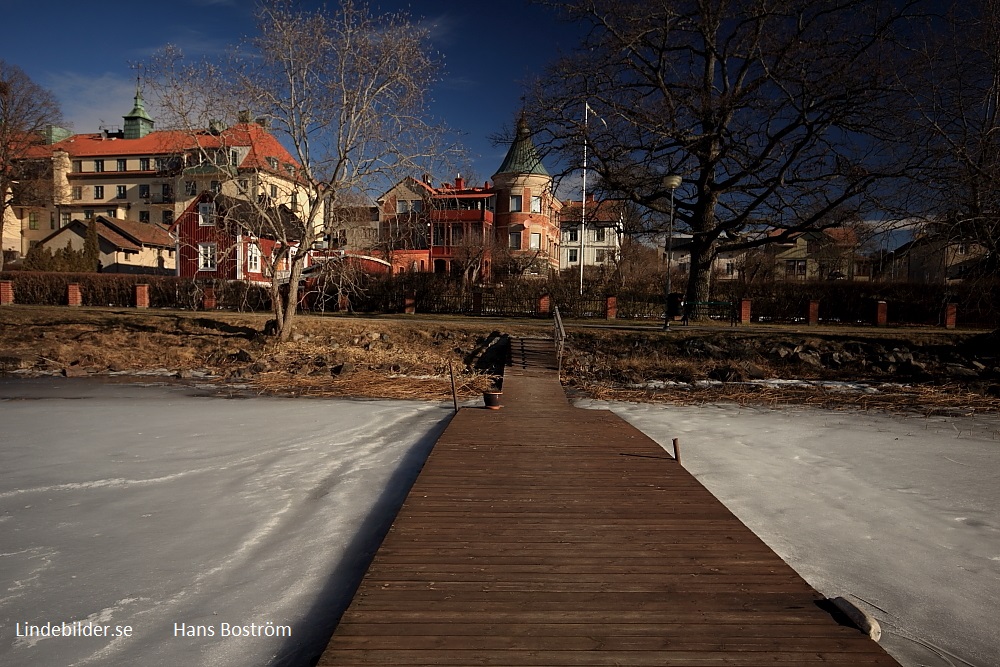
[580,101,588,296]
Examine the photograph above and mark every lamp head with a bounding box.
[662,175,682,189]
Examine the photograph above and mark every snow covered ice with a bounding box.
[0,379,452,667]
[1,379,997,667]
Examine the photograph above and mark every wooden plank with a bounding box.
[316,337,902,667]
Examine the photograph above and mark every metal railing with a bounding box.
[554,306,567,374]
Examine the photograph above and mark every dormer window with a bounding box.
[198,202,216,226]
[267,157,278,170]
[230,150,239,166]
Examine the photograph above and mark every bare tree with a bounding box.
[0,60,62,271]
[527,0,924,310]
[146,0,445,340]
[902,1,1000,273]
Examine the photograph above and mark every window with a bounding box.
[238,179,249,193]
[50,212,56,230]
[595,227,606,243]
[162,183,171,198]
[106,208,116,218]
[785,260,807,278]
[509,231,521,249]
[139,184,150,199]
[210,180,221,193]
[198,202,216,226]
[531,195,542,213]
[84,209,94,220]
[155,157,166,171]
[267,157,279,170]
[509,195,522,212]
[139,210,150,223]
[93,159,104,173]
[116,159,127,172]
[185,181,197,196]
[290,192,298,210]
[162,210,173,225]
[529,232,541,249]
[270,184,278,198]
[72,186,82,200]
[595,249,607,263]
[198,243,217,271]
[396,199,422,214]
[73,160,82,173]
[139,158,150,171]
[60,212,70,227]
[230,150,239,166]
[568,248,578,263]
[28,212,38,230]
[247,243,261,272]
[116,185,127,199]
[726,261,736,276]
[568,228,578,242]
[94,185,104,199]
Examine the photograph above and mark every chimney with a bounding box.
[454,174,464,190]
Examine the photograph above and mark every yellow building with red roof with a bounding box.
[12,89,312,265]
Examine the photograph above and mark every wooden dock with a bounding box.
[318,337,900,666]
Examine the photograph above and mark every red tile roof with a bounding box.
[23,123,301,176]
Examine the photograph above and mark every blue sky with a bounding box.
[0,0,582,183]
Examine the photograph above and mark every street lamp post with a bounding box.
[662,175,682,330]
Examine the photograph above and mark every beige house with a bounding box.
[879,235,988,283]
[767,228,873,281]
[35,215,175,274]
[559,196,624,270]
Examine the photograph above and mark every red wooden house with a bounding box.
[170,193,305,284]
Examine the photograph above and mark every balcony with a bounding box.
[430,209,493,224]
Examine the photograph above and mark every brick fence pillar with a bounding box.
[202,287,217,311]
[67,283,82,307]
[403,290,416,314]
[605,296,618,320]
[875,300,888,327]
[808,300,820,326]
[135,284,150,308]
[738,299,752,324]
[538,294,551,316]
[472,291,483,315]
[944,303,957,330]
[0,280,13,305]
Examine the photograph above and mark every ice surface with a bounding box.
[584,399,1000,667]
[2,379,997,667]
[0,379,452,667]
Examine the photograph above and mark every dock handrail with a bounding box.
[554,306,566,374]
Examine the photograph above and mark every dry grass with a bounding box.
[0,305,542,401]
[580,380,1000,415]
[2,305,996,413]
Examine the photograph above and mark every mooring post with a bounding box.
[672,438,681,465]
[448,360,458,412]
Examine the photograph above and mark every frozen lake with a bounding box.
[1,379,997,666]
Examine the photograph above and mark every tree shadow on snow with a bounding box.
[268,410,453,667]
